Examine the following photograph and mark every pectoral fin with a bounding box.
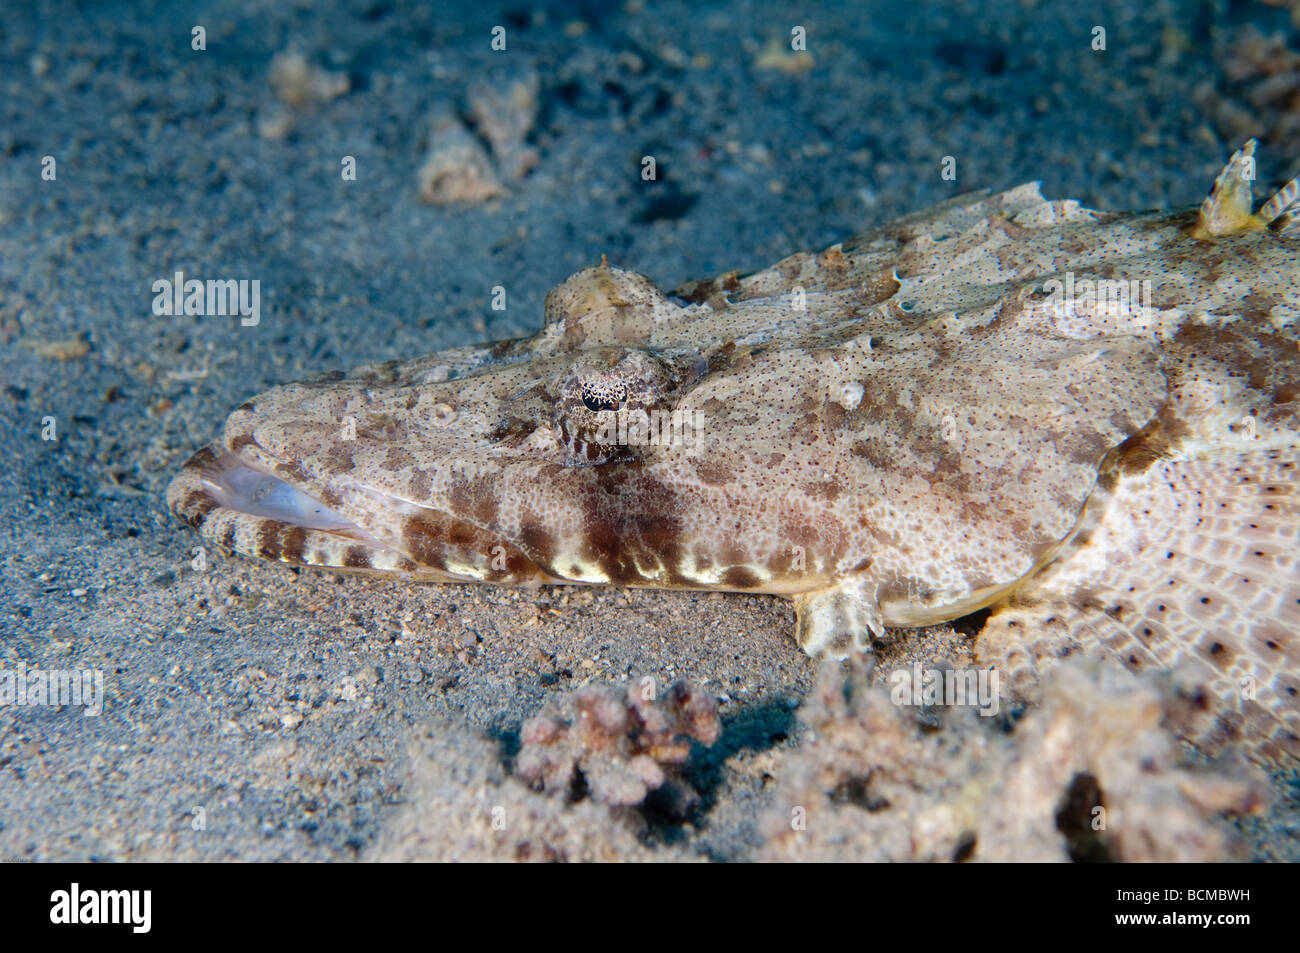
[977,449,1300,763]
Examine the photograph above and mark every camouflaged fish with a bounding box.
[169,141,1300,761]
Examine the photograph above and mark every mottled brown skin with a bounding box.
[169,143,1300,760]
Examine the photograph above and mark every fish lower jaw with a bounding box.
[203,454,373,535]
[168,445,567,585]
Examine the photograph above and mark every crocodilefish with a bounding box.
[169,141,1300,761]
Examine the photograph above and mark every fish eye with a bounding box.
[581,379,626,413]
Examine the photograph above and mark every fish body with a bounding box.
[170,142,1300,760]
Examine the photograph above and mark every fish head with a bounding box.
[169,263,721,586]
[170,245,1165,642]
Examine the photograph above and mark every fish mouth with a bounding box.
[194,452,374,535]
[167,443,405,564]
[167,442,556,584]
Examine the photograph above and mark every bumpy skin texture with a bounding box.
[169,145,1300,761]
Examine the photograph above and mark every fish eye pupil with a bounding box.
[580,379,625,413]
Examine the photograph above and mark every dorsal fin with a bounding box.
[1258,173,1300,234]
[1192,139,1264,239]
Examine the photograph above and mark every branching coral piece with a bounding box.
[516,680,720,807]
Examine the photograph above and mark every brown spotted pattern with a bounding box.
[167,147,1300,759]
